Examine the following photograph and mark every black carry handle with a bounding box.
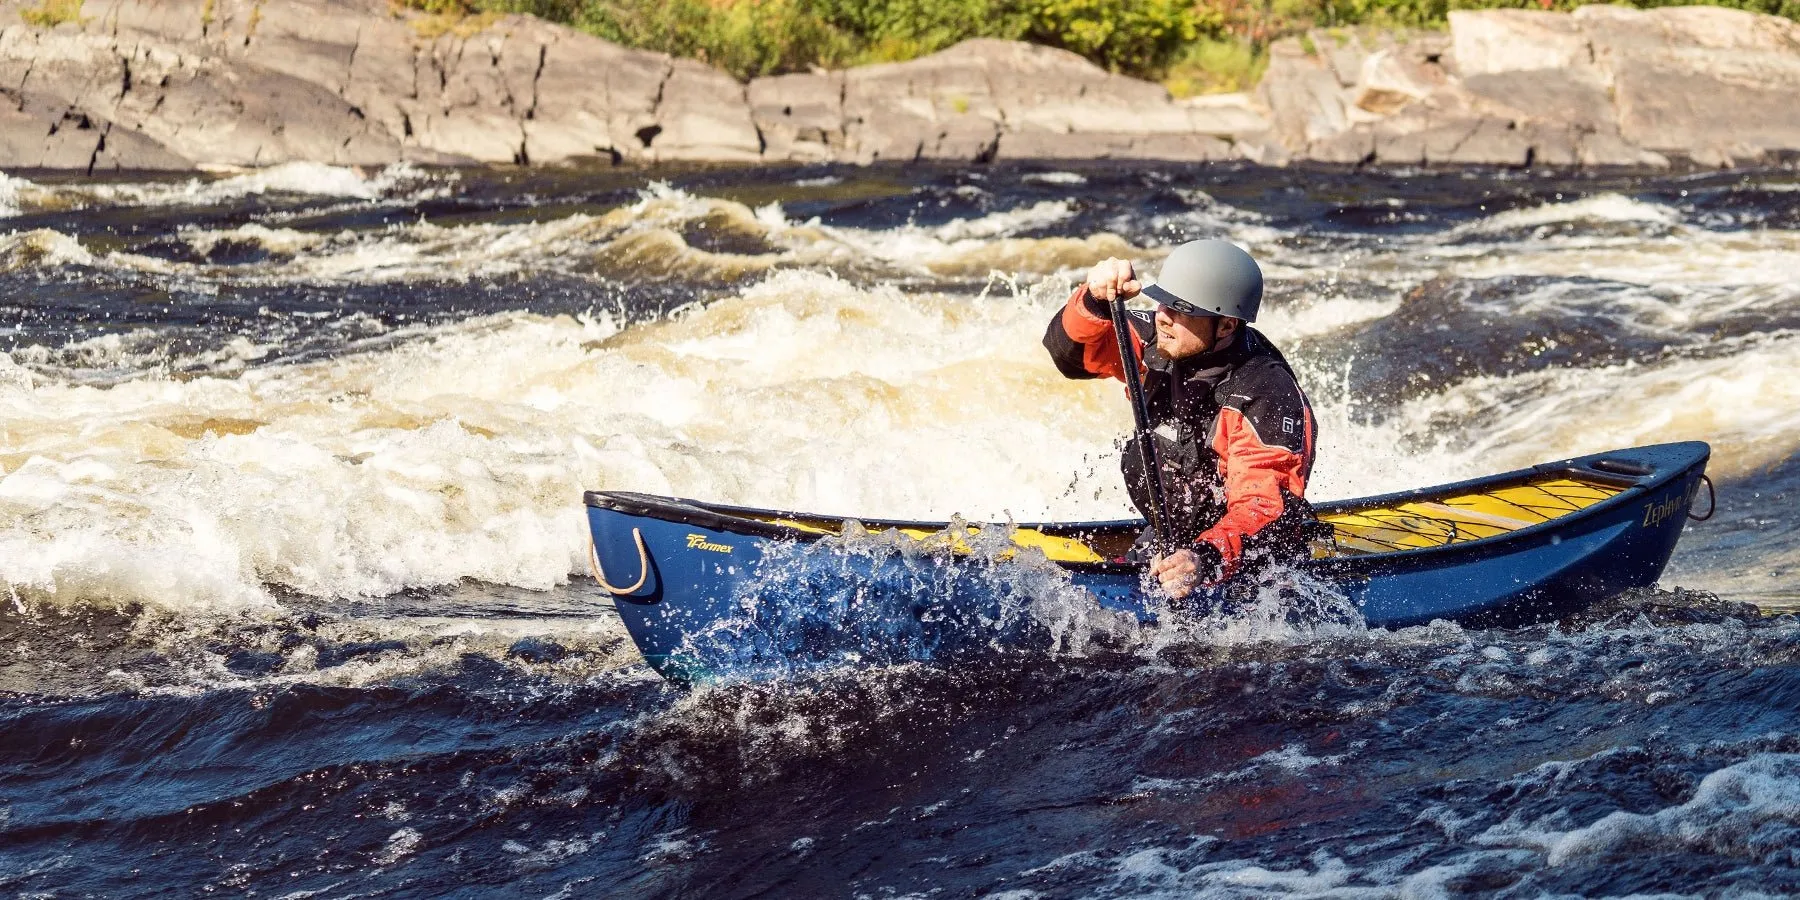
[1109,296,1169,549]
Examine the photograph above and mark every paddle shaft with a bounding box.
[1109,296,1170,546]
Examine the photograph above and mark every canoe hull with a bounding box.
[587,442,1710,680]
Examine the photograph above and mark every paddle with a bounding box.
[1108,295,1170,552]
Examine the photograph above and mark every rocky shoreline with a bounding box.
[2,0,1798,172]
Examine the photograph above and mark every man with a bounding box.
[1043,239,1319,601]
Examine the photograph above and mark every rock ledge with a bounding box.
[2,0,1797,171]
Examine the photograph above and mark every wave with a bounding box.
[0,163,449,222]
[7,260,1791,613]
[1477,751,1800,867]
[0,274,1127,610]
[1393,332,1800,480]
[80,162,450,208]
[1461,192,1681,234]
[0,170,25,217]
[1,185,1144,288]
[4,328,280,379]
[0,228,96,270]
[1453,227,1800,287]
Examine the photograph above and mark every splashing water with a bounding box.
[667,520,1148,682]
[2,163,1799,898]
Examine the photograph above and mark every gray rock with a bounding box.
[1577,130,1668,168]
[1459,71,1614,128]
[650,59,761,162]
[844,39,1233,163]
[1311,28,1369,88]
[998,127,1230,162]
[839,43,1020,163]
[1258,39,1349,152]
[1441,9,1634,166]
[1106,132,1234,161]
[0,95,191,170]
[524,24,668,165]
[749,71,844,162]
[4,0,1800,171]
[927,115,1002,162]
[1351,46,1443,117]
[1579,5,1800,162]
[0,0,749,168]
[1180,93,1273,138]
[1450,9,1593,77]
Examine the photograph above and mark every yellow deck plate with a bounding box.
[1319,477,1623,553]
[765,516,1106,564]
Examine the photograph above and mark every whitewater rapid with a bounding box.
[5,161,1800,900]
[2,164,1797,615]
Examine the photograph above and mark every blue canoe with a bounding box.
[585,441,1711,681]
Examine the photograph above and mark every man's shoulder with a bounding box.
[1220,336,1301,402]
[1240,326,1292,361]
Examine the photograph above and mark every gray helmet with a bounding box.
[1140,239,1263,322]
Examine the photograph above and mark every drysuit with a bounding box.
[1043,284,1321,583]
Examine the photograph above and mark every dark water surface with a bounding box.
[2,160,1799,897]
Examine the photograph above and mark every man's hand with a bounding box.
[1149,544,1225,600]
[1086,257,1141,303]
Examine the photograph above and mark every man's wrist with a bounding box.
[1190,541,1225,581]
[1080,285,1110,318]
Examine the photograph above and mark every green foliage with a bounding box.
[575,0,859,77]
[807,0,1031,62]
[1310,0,1444,28]
[396,0,1800,83]
[1310,0,1800,26]
[20,0,84,27]
[1023,0,1210,73]
[397,0,1210,79]
[1163,35,1265,96]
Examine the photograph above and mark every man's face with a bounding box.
[1154,306,1236,359]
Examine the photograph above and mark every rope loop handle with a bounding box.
[589,528,650,595]
[1687,474,1716,522]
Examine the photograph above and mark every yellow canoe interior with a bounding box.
[738,473,1627,566]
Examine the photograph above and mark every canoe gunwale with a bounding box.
[582,442,1708,576]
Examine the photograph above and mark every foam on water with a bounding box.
[5,167,1800,900]
[15,185,1133,287]
[6,236,1794,612]
[1395,333,1800,480]
[814,197,1147,278]
[0,164,447,225]
[0,171,23,217]
[1479,752,1800,867]
[5,328,278,379]
[1022,171,1089,186]
[0,273,1127,610]
[664,518,1145,681]
[0,228,96,270]
[77,162,449,207]
[1253,293,1402,341]
[1455,228,1800,287]
[1461,192,1682,234]
[971,612,1800,899]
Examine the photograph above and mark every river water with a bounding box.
[2,160,1799,897]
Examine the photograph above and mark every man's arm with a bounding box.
[1043,285,1130,381]
[1042,258,1148,382]
[1196,367,1316,580]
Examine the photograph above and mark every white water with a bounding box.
[3,183,1799,613]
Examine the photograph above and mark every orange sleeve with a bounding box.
[1058,285,1141,383]
[1196,406,1312,579]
